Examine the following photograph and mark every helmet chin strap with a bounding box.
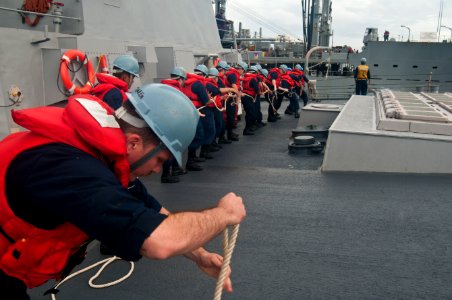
[115,106,168,172]
[129,142,166,172]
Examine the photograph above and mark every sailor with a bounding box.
[354,58,371,95]
[384,30,390,41]
[195,65,219,159]
[224,63,242,141]
[267,65,283,121]
[249,65,267,129]
[215,61,238,144]
[279,64,300,118]
[159,67,188,183]
[161,66,186,91]
[258,68,278,123]
[0,84,246,299]
[239,62,259,135]
[182,65,214,169]
[206,67,229,148]
[292,64,310,106]
[92,55,140,109]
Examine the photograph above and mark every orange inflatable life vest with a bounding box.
[0,95,130,288]
[268,68,281,88]
[183,73,206,108]
[205,78,223,109]
[225,68,241,88]
[241,73,258,97]
[92,73,128,102]
[161,79,182,92]
[281,73,295,88]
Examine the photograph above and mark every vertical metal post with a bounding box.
[232,22,238,50]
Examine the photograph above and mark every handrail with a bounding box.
[305,46,331,75]
[0,6,81,21]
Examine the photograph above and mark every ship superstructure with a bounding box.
[0,0,233,138]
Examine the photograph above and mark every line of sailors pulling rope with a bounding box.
[89,55,311,183]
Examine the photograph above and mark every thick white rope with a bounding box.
[213,224,240,300]
[49,226,239,300]
[50,256,134,300]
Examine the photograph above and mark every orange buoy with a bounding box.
[99,54,109,74]
[60,49,95,95]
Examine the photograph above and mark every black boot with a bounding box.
[294,110,300,118]
[187,149,204,170]
[172,166,187,176]
[200,145,214,159]
[227,130,239,141]
[218,136,232,144]
[228,134,239,141]
[208,144,220,152]
[211,140,222,149]
[267,116,277,122]
[243,127,254,135]
[161,161,179,183]
[186,159,203,171]
[161,174,180,183]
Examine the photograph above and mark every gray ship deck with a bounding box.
[30,101,452,299]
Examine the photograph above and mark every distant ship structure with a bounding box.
[215,0,452,99]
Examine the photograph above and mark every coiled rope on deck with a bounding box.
[49,256,134,300]
[213,224,240,300]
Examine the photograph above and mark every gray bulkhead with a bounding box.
[0,0,225,138]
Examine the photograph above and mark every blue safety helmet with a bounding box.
[279,64,288,72]
[216,60,230,70]
[295,64,304,71]
[113,55,140,77]
[170,67,187,79]
[248,65,258,73]
[237,61,248,72]
[208,68,219,77]
[125,84,199,165]
[259,69,269,77]
[194,64,209,76]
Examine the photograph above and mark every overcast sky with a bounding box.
[223,0,452,50]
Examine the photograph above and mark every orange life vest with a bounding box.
[241,73,258,97]
[268,68,281,88]
[92,73,129,102]
[0,95,130,288]
[281,73,295,88]
[161,79,182,92]
[257,74,267,94]
[290,70,305,87]
[225,68,241,88]
[183,73,206,108]
[205,78,223,109]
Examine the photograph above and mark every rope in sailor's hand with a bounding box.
[213,224,240,300]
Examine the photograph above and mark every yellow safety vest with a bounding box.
[356,65,369,80]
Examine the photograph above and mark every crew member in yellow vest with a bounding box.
[354,57,371,95]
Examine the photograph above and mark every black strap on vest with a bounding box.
[0,226,15,244]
